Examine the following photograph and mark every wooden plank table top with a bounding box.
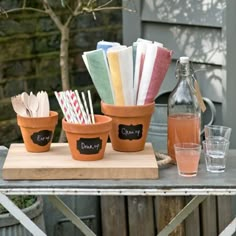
[2,143,158,180]
[1,146,236,196]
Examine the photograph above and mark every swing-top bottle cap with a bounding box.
[179,56,189,64]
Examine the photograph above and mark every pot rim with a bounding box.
[101,101,155,117]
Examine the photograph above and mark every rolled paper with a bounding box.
[82,49,114,104]
[97,40,120,53]
[137,45,173,105]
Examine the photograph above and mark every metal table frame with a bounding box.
[1,148,236,236]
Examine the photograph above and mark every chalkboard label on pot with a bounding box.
[31,130,52,146]
[118,124,143,140]
[77,137,102,154]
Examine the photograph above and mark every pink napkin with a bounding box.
[137,45,173,105]
[133,40,152,104]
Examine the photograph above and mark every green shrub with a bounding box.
[0,195,37,214]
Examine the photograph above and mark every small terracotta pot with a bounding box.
[62,115,112,161]
[101,101,155,152]
[17,111,58,152]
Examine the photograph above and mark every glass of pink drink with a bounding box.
[174,143,201,177]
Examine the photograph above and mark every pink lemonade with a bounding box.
[168,114,200,161]
[175,149,200,177]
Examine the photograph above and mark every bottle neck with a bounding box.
[176,61,196,94]
[176,61,191,79]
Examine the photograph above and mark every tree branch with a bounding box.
[74,5,134,16]
[42,0,63,31]
[3,7,46,15]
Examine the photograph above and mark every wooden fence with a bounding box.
[100,195,233,236]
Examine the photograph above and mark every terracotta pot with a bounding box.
[17,111,58,152]
[101,102,155,152]
[62,115,112,161]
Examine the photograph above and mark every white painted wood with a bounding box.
[219,217,236,236]
[0,193,46,236]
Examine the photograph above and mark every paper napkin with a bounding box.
[137,45,173,105]
[97,40,120,53]
[82,49,114,104]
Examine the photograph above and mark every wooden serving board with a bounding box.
[2,143,158,180]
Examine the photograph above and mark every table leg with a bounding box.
[47,195,96,236]
[0,193,46,236]
[219,217,236,236]
[157,195,207,236]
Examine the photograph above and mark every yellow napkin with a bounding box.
[107,47,126,105]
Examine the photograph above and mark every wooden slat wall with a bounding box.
[141,0,223,28]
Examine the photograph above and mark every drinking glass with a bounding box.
[202,137,230,173]
[174,143,201,177]
[204,125,231,141]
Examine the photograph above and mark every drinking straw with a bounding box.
[81,92,91,124]
[66,90,83,124]
[87,90,95,124]
[75,90,89,124]
[60,91,78,123]
[70,90,85,124]
[54,91,73,123]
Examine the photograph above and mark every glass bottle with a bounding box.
[167,56,201,161]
